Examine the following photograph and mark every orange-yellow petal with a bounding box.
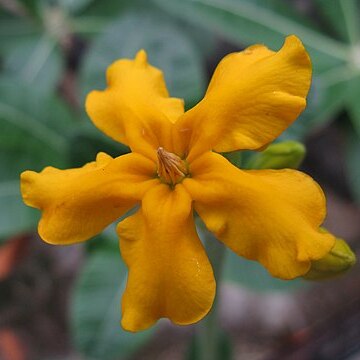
[86,50,184,161]
[175,35,311,160]
[20,152,157,245]
[183,152,334,279]
[117,183,215,331]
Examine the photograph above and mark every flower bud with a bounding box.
[303,238,356,280]
[247,141,306,170]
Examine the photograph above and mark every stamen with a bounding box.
[157,147,188,185]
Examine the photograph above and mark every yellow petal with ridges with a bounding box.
[117,183,215,331]
[183,152,334,279]
[174,35,311,160]
[20,152,157,245]
[86,50,184,161]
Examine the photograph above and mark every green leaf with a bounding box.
[309,66,355,125]
[80,9,205,108]
[346,74,360,137]
[18,0,41,18]
[79,0,140,17]
[314,0,349,42]
[85,224,118,254]
[179,21,217,58]
[283,65,354,140]
[71,246,155,360]
[57,0,96,14]
[153,0,349,72]
[0,79,72,179]
[224,249,306,292]
[0,180,39,239]
[3,36,62,96]
[0,79,73,238]
[314,0,360,44]
[67,121,130,168]
[197,220,303,292]
[72,0,150,34]
[0,18,40,54]
[153,0,356,141]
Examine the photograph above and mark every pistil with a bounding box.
[157,147,188,185]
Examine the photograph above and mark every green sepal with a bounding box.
[304,238,356,280]
[247,140,306,170]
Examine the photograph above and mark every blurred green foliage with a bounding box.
[71,234,155,360]
[1,0,360,358]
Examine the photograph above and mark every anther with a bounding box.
[157,147,188,185]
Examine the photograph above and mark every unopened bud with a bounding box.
[247,141,306,170]
[304,238,356,280]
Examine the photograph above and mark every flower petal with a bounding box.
[183,152,335,279]
[117,183,215,331]
[175,35,311,160]
[21,152,157,245]
[86,50,184,161]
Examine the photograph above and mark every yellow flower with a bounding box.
[20,35,335,332]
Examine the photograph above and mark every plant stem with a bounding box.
[197,234,227,360]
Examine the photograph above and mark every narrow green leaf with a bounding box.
[314,0,349,42]
[0,18,40,54]
[154,0,349,71]
[310,67,352,126]
[339,0,360,45]
[315,0,360,44]
[3,36,62,96]
[315,65,359,122]
[0,80,71,180]
[18,0,41,18]
[0,81,73,237]
[71,248,155,359]
[80,9,206,108]
[79,0,140,17]
[71,16,110,34]
[284,65,354,140]
[346,74,360,137]
[57,0,96,14]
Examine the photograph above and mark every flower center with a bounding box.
[157,147,188,186]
